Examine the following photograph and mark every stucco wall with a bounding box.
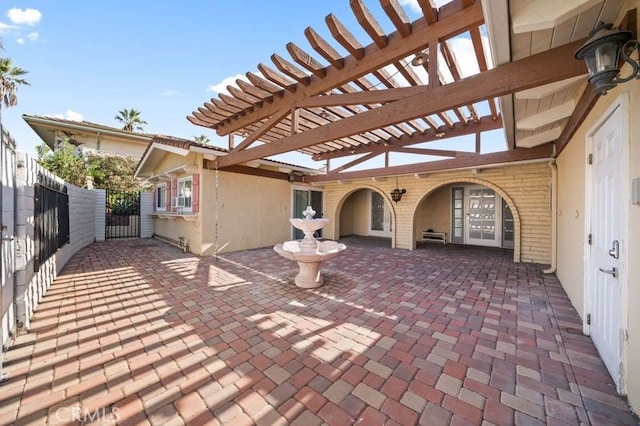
[322,162,552,264]
[338,189,368,237]
[200,170,293,255]
[414,185,450,241]
[556,33,640,411]
[75,134,149,158]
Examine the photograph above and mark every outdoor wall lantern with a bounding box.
[390,188,406,203]
[574,21,640,95]
[390,176,406,204]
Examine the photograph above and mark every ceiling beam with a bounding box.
[556,86,600,155]
[211,2,484,135]
[305,143,554,182]
[215,40,587,168]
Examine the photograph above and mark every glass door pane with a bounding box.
[502,200,514,248]
[370,191,384,231]
[293,189,309,239]
[451,187,464,243]
[468,188,496,242]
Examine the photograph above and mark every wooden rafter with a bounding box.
[313,114,502,160]
[204,2,484,134]
[213,40,587,168]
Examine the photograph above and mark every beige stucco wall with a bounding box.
[322,162,552,264]
[200,170,294,255]
[414,185,450,241]
[74,134,149,158]
[338,189,369,236]
[556,17,640,410]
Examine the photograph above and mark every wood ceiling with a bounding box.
[188,0,619,181]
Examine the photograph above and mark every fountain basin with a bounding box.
[274,240,346,288]
[289,218,329,233]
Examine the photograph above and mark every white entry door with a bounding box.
[589,103,623,388]
[369,191,391,237]
[465,186,500,247]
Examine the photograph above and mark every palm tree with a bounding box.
[0,57,30,110]
[114,108,147,132]
[194,134,210,144]
[0,56,30,140]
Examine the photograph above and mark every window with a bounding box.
[177,178,192,211]
[156,183,167,211]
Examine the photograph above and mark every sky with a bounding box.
[0,0,504,170]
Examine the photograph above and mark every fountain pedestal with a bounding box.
[273,206,346,289]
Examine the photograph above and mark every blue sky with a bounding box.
[1,1,503,169]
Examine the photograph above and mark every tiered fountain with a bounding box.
[273,206,346,288]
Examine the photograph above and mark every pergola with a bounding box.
[188,0,629,182]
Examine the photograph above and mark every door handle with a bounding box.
[599,267,618,278]
[608,240,619,259]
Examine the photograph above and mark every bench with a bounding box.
[422,231,447,245]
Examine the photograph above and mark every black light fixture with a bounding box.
[390,177,406,204]
[574,21,640,95]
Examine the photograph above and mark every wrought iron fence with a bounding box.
[106,191,140,239]
[34,173,70,271]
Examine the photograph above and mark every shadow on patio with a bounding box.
[0,239,636,425]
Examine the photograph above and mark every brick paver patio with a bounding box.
[0,239,637,425]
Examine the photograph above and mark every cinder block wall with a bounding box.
[15,152,97,330]
[321,161,552,264]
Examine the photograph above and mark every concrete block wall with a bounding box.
[321,161,553,264]
[14,152,97,330]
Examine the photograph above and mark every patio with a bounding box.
[0,239,636,425]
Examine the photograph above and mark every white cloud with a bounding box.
[206,74,247,95]
[0,22,14,32]
[160,89,180,96]
[16,37,24,45]
[7,8,42,26]
[48,110,84,121]
[27,31,38,41]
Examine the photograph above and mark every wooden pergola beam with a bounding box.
[214,40,586,168]
[312,114,502,160]
[305,143,554,183]
[212,2,484,135]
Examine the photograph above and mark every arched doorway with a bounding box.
[414,181,518,251]
[337,188,394,247]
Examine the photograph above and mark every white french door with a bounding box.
[369,191,392,237]
[465,186,500,247]
[588,102,623,390]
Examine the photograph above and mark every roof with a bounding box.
[188,0,630,182]
[135,135,321,179]
[23,114,155,149]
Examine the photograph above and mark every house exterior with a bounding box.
[22,114,154,157]
[179,0,640,413]
[134,136,322,255]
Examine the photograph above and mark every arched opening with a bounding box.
[336,187,394,248]
[413,180,520,259]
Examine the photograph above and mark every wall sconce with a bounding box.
[390,177,406,203]
[574,21,640,95]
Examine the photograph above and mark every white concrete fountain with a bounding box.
[273,206,346,288]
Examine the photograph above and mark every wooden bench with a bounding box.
[422,231,447,245]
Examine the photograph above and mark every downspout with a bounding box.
[544,159,558,274]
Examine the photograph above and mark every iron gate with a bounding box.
[106,191,141,239]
